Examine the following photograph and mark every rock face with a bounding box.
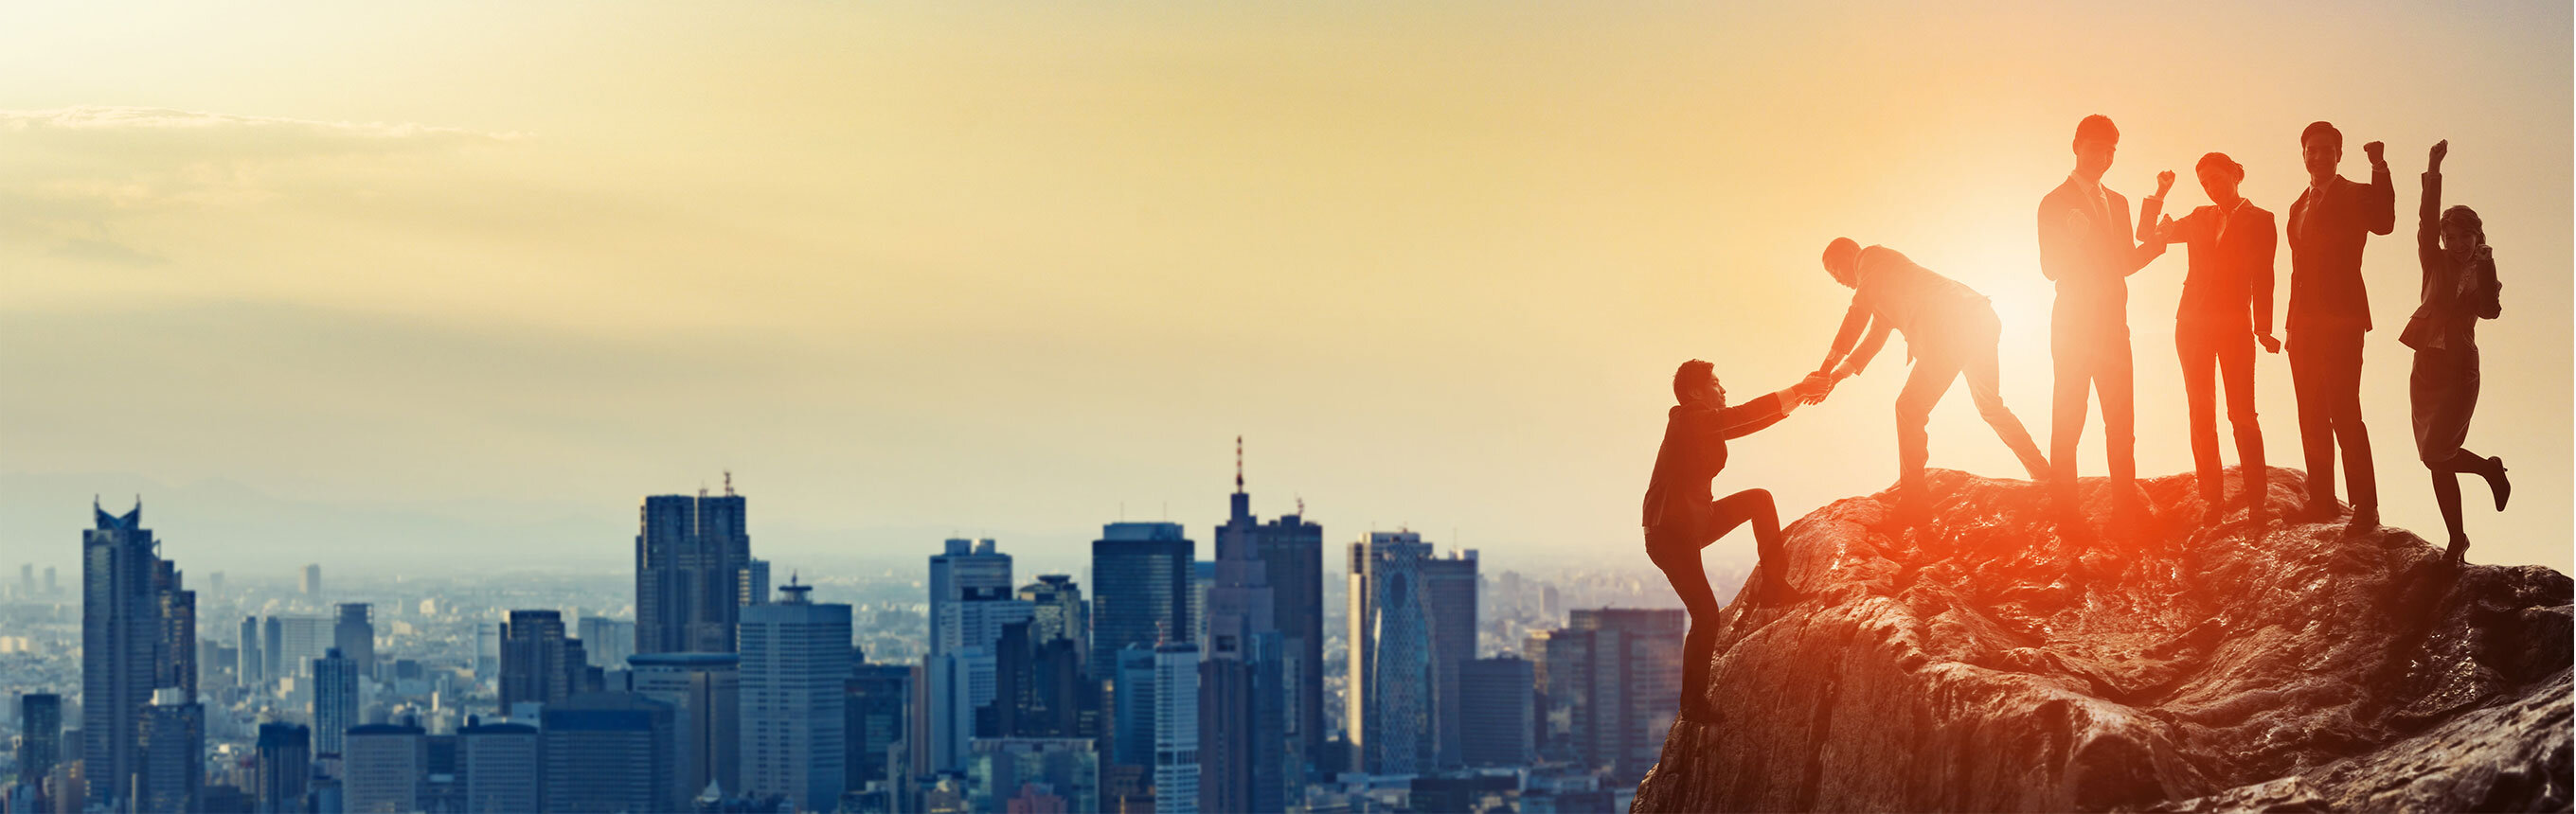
[1630,468,2571,812]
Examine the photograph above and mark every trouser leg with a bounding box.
[1959,330,2050,480]
[2101,330,2138,489]
[2289,332,2337,508]
[2178,328,2222,503]
[2217,329,2265,511]
[1895,357,1960,499]
[2050,332,2093,498]
[2324,329,2377,511]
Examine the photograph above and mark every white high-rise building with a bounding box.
[928,539,1013,656]
[739,582,850,812]
[1153,642,1201,814]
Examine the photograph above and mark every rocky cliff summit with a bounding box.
[1632,468,2570,812]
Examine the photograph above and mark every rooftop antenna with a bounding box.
[724,469,735,497]
[1234,435,1244,494]
[1296,495,1305,516]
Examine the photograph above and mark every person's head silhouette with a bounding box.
[2442,204,2484,258]
[1821,237,1861,289]
[1673,359,1722,407]
[2300,120,2343,185]
[2194,152,2245,207]
[2072,115,2119,182]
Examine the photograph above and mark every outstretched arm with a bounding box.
[1835,317,1894,381]
[1816,296,1872,376]
[2419,140,2446,256]
[2136,170,2174,243]
[2122,193,2168,274]
[2364,140,2396,236]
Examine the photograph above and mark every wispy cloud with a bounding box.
[0,105,527,153]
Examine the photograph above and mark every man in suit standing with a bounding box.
[2037,115,2165,523]
[2285,121,2394,536]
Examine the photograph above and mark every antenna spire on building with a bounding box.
[1234,435,1244,493]
[724,469,735,497]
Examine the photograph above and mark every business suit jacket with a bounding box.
[2398,169,2499,353]
[1642,396,1788,535]
[2157,199,2278,335]
[2286,166,2395,334]
[2038,176,2162,336]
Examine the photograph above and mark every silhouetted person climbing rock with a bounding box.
[2141,152,2278,528]
[2038,115,2165,524]
[1642,360,1827,722]
[1810,239,2051,516]
[2400,139,2509,562]
[2285,120,2393,538]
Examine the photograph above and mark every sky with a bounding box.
[0,1,2566,581]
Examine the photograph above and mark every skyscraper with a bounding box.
[254,723,312,814]
[302,564,322,597]
[456,719,540,814]
[1152,641,1201,814]
[81,500,194,807]
[313,647,360,755]
[1202,443,1295,812]
[237,616,263,686]
[1243,505,1323,778]
[929,539,1012,657]
[264,615,331,681]
[635,487,754,655]
[1422,548,1479,768]
[1458,657,1536,768]
[18,693,62,794]
[498,610,577,715]
[1347,531,1434,775]
[335,603,376,679]
[137,688,204,813]
[1089,522,1193,679]
[993,620,1095,739]
[541,692,678,814]
[739,581,851,811]
[577,617,636,670]
[1534,609,1684,786]
[1016,575,1088,665]
[628,652,742,803]
[343,722,426,813]
[845,664,913,794]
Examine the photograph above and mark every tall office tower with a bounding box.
[928,538,1011,657]
[343,723,426,813]
[266,615,331,680]
[1109,644,1158,769]
[1015,575,1088,663]
[81,500,194,807]
[742,558,771,608]
[152,558,199,701]
[1422,548,1479,768]
[924,646,996,773]
[577,617,636,670]
[302,564,322,597]
[1458,657,1536,767]
[19,693,62,790]
[740,582,851,811]
[628,653,742,802]
[844,664,912,793]
[635,487,753,656]
[1234,482,1323,778]
[238,616,263,685]
[1347,531,1434,774]
[498,610,576,715]
[541,693,678,814]
[1540,609,1684,786]
[1522,628,1585,764]
[456,720,540,814]
[1152,642,1201,814]
[254,723,312,814]
[1198,632,1290,814]
[43,565,57,596]
[993,620,1095,739]
[1201,445,1293,812]
[335,603,376,678]
[1190,561,1214,647]
[137,688,205,813]
[1089,522,1194,680]
[965,738,1100,814]
[313,647,360,755]
[206,571,224,598]
[16,563,29,598]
